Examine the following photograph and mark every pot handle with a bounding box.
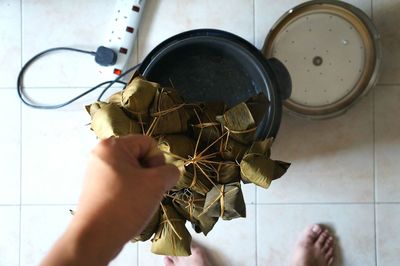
[267,58,292,100]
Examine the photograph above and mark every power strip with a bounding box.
[98,0,146,80]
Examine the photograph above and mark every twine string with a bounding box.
[160,203,183,240]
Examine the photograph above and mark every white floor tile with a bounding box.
[5,1,400,265]
[376,204,400,266]
[20,205,74,266]
[0,90,21,204]
[257,204,376,266]
[254,0,372,50]
[0,1,21,87]
[138,205,256,266]
[0,206,20,266]
[21,89,99,204]
[375,86,400,202]
[242,183,256,204]
[138,0,254,61]
[373,0,400,84]
[22,0,138,87]
[258,94,374,203]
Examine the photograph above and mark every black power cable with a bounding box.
[17,46,141,109]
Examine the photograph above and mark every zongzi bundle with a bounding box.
[149,88,190,135]
[84,76,291,257]
[121,76,159,120]
[215,162,240,184]
[86,101,141,139]
[240,155,290,188]
[175,166,213,196]
[172,189,218,235]
[107,91,122,105]
[246,93,270,125]
[151,205,192,256]
[220,137,249,161]
[158,135,196,164]
[240,138,290,188]
[202,182,246,220]
[217,102,256,145]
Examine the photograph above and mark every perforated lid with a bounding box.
[263,0,381,118]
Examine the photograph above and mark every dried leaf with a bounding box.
[215,162,240,184]
[158,135,196,164]
[240,154,290,188]
[217,102,256,145]
[149,88,190,135]
[107,91,123,105]
[121,77,159,119]
[175,166,213,195]
[151,205,192,256]
[202,182,246,220]
[221,138,249,162]
[88,102,141,139]
[246,93,270,125]
[172,189,218,236]
[247,138,274,157]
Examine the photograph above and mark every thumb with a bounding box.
[150,164,180,191]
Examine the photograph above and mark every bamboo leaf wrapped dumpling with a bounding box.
[86,101,141,139]
[215,162,240,184]
[220,137,249,162]
[216,102,256,145]
[149,88,190,135]
[246,93,270,125]
[107,91,122,105]
[121,76,159,120]
[192,102,225,149]
[172,189,218,236]
[240,138,290,188]
[201,182,246,221]
[240,156,290,188]
[151,205,192,256]
[175,165,214,196]
[158,135,196,164]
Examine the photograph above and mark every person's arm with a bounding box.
[41,135,179,266]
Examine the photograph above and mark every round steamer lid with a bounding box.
[263,0,381,119]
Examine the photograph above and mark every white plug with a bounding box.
[98,0,146,80]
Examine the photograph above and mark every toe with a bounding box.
[303,224,323,244]
[164,256,174,266]
[315,229,330,248]
[323,236,334,253]
[325,247,334,260]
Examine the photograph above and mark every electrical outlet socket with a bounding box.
[98,0,146,81]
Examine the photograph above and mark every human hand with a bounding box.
[42,135,179,266]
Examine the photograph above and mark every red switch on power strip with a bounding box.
[126,26,134,33]
[113,68,122,75]
[119,47,128,54]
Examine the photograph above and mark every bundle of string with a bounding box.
[148,105,256,234]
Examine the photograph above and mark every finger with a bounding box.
[149,164,180,190]
[118,135,158,161]
[144,153,165,168]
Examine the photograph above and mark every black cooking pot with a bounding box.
[138,29,291,140]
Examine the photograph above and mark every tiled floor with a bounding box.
[0,0,399,265]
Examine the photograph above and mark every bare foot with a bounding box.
[290,224,335,266]
[164,245,212,266]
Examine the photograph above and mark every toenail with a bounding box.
[312,225,321,233]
